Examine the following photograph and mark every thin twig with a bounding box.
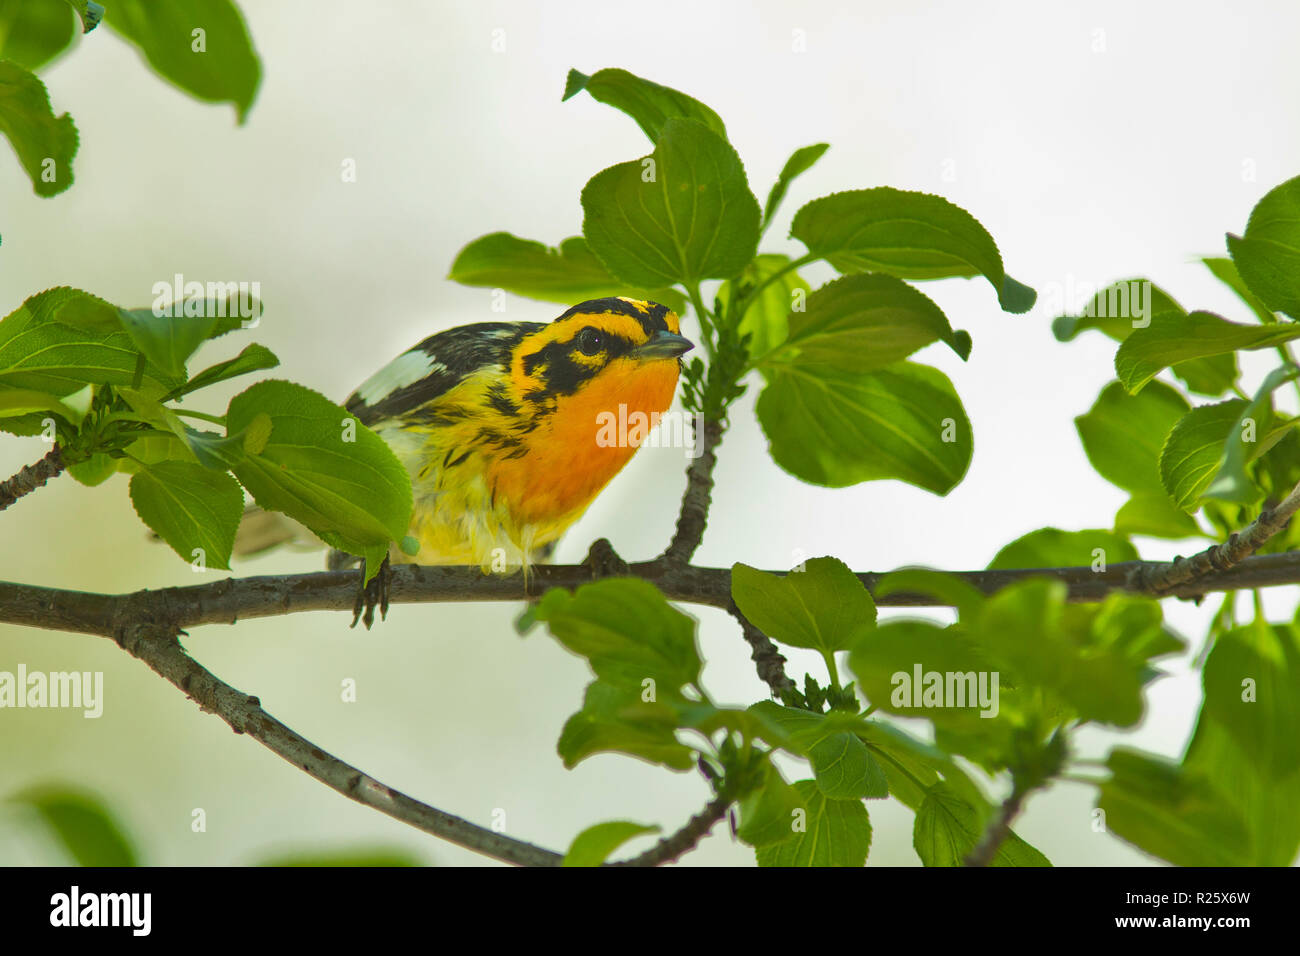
[609,790,734,867]
[112,621,564,867]
[659,417,724,566]
[0,446,64,512]
[963,785,1028,867]
[728,601,801,705]
[1132,479,1300,594]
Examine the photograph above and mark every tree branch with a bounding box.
[658,417,724,566]
[109,621,564,866]
[963,784,1028,867]
[609,790,734,866]
[10,551,1300,637]
[1131,479,1300,594]
[0,445,64,512]
[727,601,801,705]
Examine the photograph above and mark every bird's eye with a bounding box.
[576,327,604,356]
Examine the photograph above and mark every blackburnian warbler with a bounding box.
[234,296,693,571]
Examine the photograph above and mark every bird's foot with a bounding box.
[351,555,392,630]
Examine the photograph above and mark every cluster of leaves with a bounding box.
[497,69,1300,866]
[449,67,1036,494]
[0,0,259,197]
[1060,177,1300,547]
[1043,174,1300,864]
[0,287,412,578]
[534,556,1173,866]
[539,549,1299,867]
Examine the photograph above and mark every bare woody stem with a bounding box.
[609,790,735,866]
[114,622,564,866]
[728,602,801,705]
[0,445,64,512]
[1132,478,1300,593]
[963,785,1029,867]
[92,616,749,868]
[12,550,1300,637]
[658,417,724,566]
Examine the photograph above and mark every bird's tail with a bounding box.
[233,506,323,557]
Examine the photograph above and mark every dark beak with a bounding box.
[633,330,694,361]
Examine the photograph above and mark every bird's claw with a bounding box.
[351,555,392,630]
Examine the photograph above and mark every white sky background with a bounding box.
[2,0,1299,866]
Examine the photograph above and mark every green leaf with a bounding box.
[731,557,875,655]
[762,142,829,228]
[789,188,1035,313]
[978,579,1147,727]
[871,568,987,621]
[1115,309,1300,393]
[562,67,726,143]
[1098,748,1253,866]
[718,253,811,362]
[848,619,998,723]
[563,820,660,866]
[0,387,90,426]
[116,306,219,378]
[1160,400,1250,510]
[988,527,1138,570]
[256,849,419,867]
[1114,492,1203,539]
[66,1,103,32]
[746,700,828,752]
[223,380,412,576]
[67,452,115,486]
[0,288,182,397]
[0,0,78,70]
[530,578,702,693]
[105,0,261,123]
[1075,380,1188,494]
[12,787,138,866]
[1170,352,1240,398]
[756,273,970,371]
[754,780,870,866]
[1202,365,1300,505]
[446,232,685,314]
[1184,708,1300,865]
[0,60,78,196]
[1227,175,1300,319]
[1202,256,1277,324]
[914,783,1050,867]
[128,461,243,570]
[809,733,888,800]
[857,718,987,812]
[556,680,694,771]
[757,360,972,493]
[737,763,806,847]
[1155,367,1300,513]
[1202,619,1300,780]
[170,342,279,398]
[581,118,760,288]
[1053,282,1239,397]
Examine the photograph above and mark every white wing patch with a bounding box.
[353,351,445,407]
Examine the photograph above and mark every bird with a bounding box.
[233,296,694,584]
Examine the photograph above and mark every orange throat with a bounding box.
[488,357,681,528]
